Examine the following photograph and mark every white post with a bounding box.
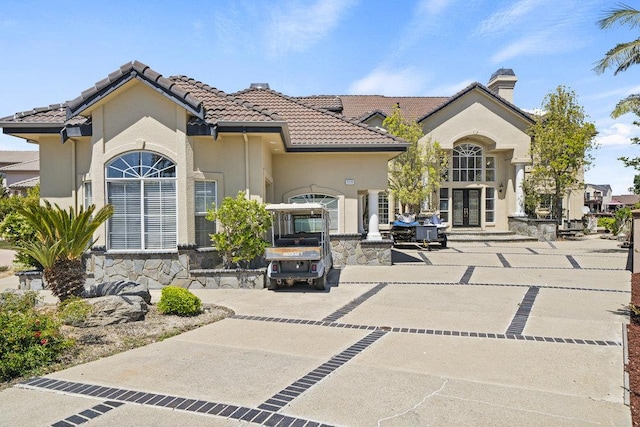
[514,163,526,217]
[367,189,382,240]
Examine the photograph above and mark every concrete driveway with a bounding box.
[0,237,632,426]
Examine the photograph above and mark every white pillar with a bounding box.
[358,194,365,233]
[514,163,526,216]
[367,189,382,240]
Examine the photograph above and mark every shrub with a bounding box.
[157,286,202,317]
[57,296,94,326]
[598,217,616,233]
[206,191,272,268]
[0,291,72,381]
[0,212,40,268]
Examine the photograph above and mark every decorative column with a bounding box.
[367,189,382,240]
[514,163,526,216]
[358,194,365,233]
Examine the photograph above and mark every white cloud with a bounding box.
[490,31,577,64]
[589,84,640,101]
[348,67,430,96]
[417,0,452,17]
[427,79,475,96]
[595,122,639,147]
[475,0,545,36]
[265,0,357,57]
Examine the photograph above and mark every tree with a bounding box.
[19,201,114,301]
[383,105,446,213]
[630,174,640,194]
[595,3,640,170]
[526,86,597,228]
[206,191,272,269]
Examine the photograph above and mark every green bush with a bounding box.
[0,291,72,381]
[157,286,202,317]
[57,297,94,326]
[598,217,616,232]
[0,212,40,268]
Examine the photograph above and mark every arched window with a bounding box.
[106,152,177,250]
[289,194,339,231]
[452,143,483,182]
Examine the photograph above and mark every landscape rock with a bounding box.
[78,295,148,327]
[82,280,151,304]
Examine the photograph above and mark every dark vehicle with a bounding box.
[390,213,448,248]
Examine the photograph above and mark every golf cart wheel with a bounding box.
[440,236,447,248]
[314,275,326,290]
[267,279,278,290]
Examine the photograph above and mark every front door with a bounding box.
[452,189,480,227]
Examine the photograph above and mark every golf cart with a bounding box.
[390,212,448,248]
[265,203,332,290]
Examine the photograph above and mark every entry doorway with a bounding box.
[452,189,481,227]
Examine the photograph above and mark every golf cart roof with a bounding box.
[266,203,326,214]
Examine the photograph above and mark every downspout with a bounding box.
[71,138,77,209]
[243,132,250,198]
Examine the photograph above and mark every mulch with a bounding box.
[629,272,640,425]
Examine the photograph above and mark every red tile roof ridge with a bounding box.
[170,75,283,122]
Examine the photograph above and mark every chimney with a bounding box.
[487,69,517,103]
[250,83,270,89]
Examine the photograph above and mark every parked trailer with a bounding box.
[265,203,332,290]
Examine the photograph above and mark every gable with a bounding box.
[421,88,532,160]
[97,80,183,144]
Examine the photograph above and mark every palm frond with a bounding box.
[598,4,640,30]
[611,94,640,118]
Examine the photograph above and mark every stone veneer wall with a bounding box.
[17,235,389,291]
[330,234,393,266]
[508,216,557,241]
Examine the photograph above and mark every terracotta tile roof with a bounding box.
[295,96,343,112]
[169,76,280,123]
[0,151,38,164]
[0,158,39,172]
[336,95,450,123]
[611,194,640,206]
[234,88,407,149]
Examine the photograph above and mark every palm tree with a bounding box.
[594,4,640,76]
[19,201,113,301]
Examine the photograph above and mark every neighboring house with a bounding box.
[0,151,39,196]
[301,69,584,230]
[584,184,612,212]
[610,194,640,210]
[0,61,407,254]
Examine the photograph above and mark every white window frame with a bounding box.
[83,181,92,208]
[452,143,483,182]
[194,181,217,247]
[289,193,339,232]
[485,187,496,223]
[106,152,177,251]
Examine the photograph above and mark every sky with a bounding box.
[0,0,638,195]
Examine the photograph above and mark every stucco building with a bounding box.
[0,62,585,284]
